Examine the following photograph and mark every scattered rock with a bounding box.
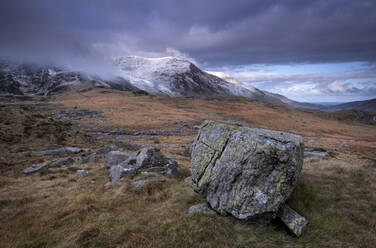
[278,205,308,237]
[96,144,118,154]
[77,170,89,178]
[190,120,304,220]
[109,165,137,183]
[49,157,74,167]
[23,163,49,174]
[106,147,182,184]
[65,147,82,153]
[112,141,140,151]
[130,177,165,188]
[104,151,130,169]
[188,203,216,215]
[35,148,68,157]
[304,148,330,158]
[76,156,84,165]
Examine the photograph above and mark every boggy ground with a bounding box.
[0,88,375,248]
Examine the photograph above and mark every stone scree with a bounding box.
[190,120,308,236]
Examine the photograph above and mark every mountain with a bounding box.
[0,56,322,109]
[0,60,138,96]
[323,98,376,113]
[115,56,258,97]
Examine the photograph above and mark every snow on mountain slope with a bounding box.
[115,56,251,97]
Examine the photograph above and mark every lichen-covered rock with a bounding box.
[278,205,308,237]
[190,120,304,220]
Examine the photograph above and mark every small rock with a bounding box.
[96,144,118,154]
[65,147,82,153]
[278,205,308,237]
[35,148,67,157]
[188,203,216,214]
[86,153,97,163]
[23,163,49,174]
[77,170,88,178]
[49,157,74,167]
[130,177,165,188]
[304,148,330,158]
[76,156,84,165]
[105,151,130,169]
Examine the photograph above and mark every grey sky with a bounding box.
[0,0,375,101]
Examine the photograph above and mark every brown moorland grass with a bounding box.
[0,89,375,247]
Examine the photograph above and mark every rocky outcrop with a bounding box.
[190,120,306,235]
[24,157,74,174]
[105,147,183,185]
[105,151,130,169]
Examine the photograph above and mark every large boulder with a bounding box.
[190,120,304,220]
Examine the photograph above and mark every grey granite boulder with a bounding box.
[190,120,304,220]
[130,177,165,188]
[188,203,216,215]
[105,151,130,169]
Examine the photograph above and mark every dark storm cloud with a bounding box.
[0,0,376,66]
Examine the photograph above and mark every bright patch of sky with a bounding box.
[207,62,376,103]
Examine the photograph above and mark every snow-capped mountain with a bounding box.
[115,56,243,97]
[0,56,319,109]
